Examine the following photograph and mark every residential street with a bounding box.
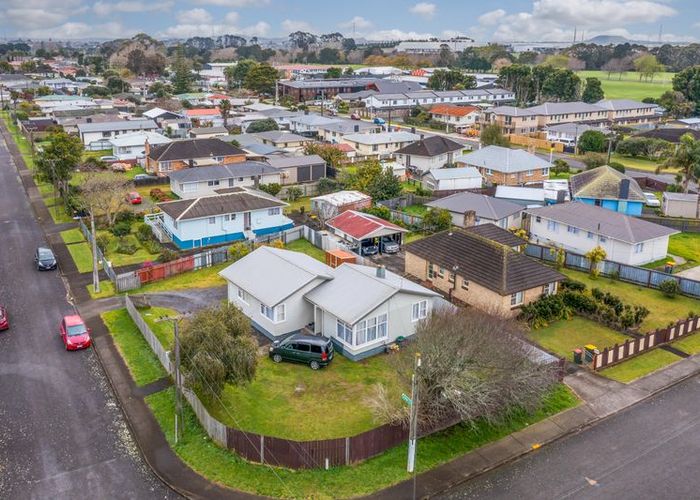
[438,373,700,500]
[0,136,175,498]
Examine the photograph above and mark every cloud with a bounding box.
[158,20,270,38]
[5,0,88,31]
[409,2,436,19]
[25,21,136,39]
[191,0,268,6]
[281,19,314,33]
[480,0,677,42]
[177,8,213,25]
[339,16,373,30]
[93,1,172,16]
[224,11,240,24]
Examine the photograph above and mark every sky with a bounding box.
[1,0,699,42]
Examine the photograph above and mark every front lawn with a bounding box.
[562,269,700,331]
[101,309,168,386]
[138,306,177,349]
[146,383,577,499]
[99,231,160,268]
[285,238,325,262]
[65,241,94,273]
[528,317,630,360]
[138,261,229,293]
[207,355,403,440]
[668,233,700,267]
[600,348,681,383]
[60,228,85,244]
[671,332,700,355]
[609,153,670,173]
[87,280,116,299]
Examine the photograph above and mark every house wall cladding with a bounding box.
[593,316,700,370]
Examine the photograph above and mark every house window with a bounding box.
[526,169,533,176]
[510,291,524,307]
[268,207,281,216]
[547,220,558,231]
[461,279,469,290]
[587,231,594,239]
[535,216,541,223]
[237,287,247,304]
[567,225,579,235]
[208,217,216,224]
[486,168,493,175]
[260,303,285,323]
[207,180,220,187]
[542,167,550,176]
[181,183,197,193]
[412,300,428,322]
[336,319,353,344]
[228,178,235,187]
[213,156,224,162]
[438,267,445,278]
[542,283,555,296]
[600,236,607,243]
[448,272,456,284]
[376,314,387,340]
[160,161,172,172]
[634,242,644,253]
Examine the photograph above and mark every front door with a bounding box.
[244,212,251,230]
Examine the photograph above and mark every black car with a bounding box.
[360,244,379,256]
[269,334,334,370]
[35,246,57,271]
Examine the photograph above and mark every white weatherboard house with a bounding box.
[527,202,678,266]
[422,167,482,191]
[109,131,171,161]
[148,187,293,249]
[168,162,281,199]
[77,119,159,149]
[220,247,441,360]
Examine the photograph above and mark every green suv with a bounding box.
[269,334,334,370]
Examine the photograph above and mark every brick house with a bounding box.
[404,225,564,317]
[145,138,247,176]
[455,145,552,186]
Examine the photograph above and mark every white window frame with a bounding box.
[547,220,558,231]
[542,167,549,176]
[207,180,220,187]
[237,287,247,304]
[268,207,281,216]
[634,242,644,254]
[510,291,524,307]
[160,161,172,172]
[336,319,353,344]
[412,300,428,322]
[208,217,216,224]
[567,225,579,235]
[260,303,286,323]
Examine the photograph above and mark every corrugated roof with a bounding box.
[157,188,286,221]
[266,154,326,169]
[327,210,407,240]
[148,138,245,162]
[77,119,157,133]
[528,202,678,244]
[343,132,420,145]
[430,104,480,117]
[168,161,278,183]
[427,166,482,180]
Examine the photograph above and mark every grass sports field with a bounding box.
[577,70,673,100]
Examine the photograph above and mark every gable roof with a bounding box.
[185,108,221,117]
[595,99,658,111]
[405,229,564,295]
[157,187,285,221]
[342,131,420,145]
[190,126,228,135]
[148,138,245,162]
[266,154,325,169]
[77,119,157,133]
[464,223,526,247]
[427,166,482,181]
[304,263,439,325]
[327,210,407,240]
[455,145,552,173]
[528,202,678,244]
[254,130,311,143]
[570,165,646,202]
[430,104,480,117]
[495,185,545,203]
[427,191,523,220]
[108,131,172,148]
[168,161,279,183]
[219,246,334,307]
[394,135,464,157]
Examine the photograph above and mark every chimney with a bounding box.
[463,210,476,227]
[376,265,386,279]
[411,127,416,134]
[144,138,150,159]
[420,134,424,140]
[556,189,566,204]
[354,124,359,132]
[619,178,630,200]
[86,117,92,123]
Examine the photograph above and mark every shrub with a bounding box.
[111,221,131,237]
[560,278,586,292]
[142,239,161,254]
[286,186,303,202]
[608,161,626,173]
[582,152,607,170]
[519,294,572,329]
[95,233,112,252]
[363,205,392,220]
[560,290,598,315]
[258,183,282,196]
[157,248,179,263]
[149,188,170,202]
[228,242,251,262]
[114,237,137,255]
[114,211,136,225]
[659,278,680,298]
[134,222,153,243]
[551,159,570,174]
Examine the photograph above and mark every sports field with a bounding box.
[577,70,673,100]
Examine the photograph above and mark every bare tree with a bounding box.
[368,308,558,431]
[79,172,130,227]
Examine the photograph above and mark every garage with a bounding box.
[325,210,408,257]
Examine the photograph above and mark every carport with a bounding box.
[325,210,408,255]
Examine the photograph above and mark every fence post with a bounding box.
[260,435,265,463]
[345,437,350,465]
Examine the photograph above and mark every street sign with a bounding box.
[401,393,412,406]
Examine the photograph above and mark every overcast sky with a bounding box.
[1,0,697,42]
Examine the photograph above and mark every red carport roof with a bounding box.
[327,210,407,240]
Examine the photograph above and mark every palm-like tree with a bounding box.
[219,99,231,130]
[659,133,700,217]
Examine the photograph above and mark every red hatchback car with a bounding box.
[0,305,8,331]
[60,315,92,350]
[126,191,142,204]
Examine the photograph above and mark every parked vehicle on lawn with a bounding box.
[0,304,9,331]
[269,334,333,370]
[644,192,661,207]
[380,237,400,254]
[133,174,159,181]
[126,191,142,204]
[35,247,57,271]
[60,315,92,351]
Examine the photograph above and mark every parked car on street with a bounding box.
[380,237,400,254]
[269,334,334,370]
[0,304,9,331]
[644,192,661,207]
[126,191,142,204]
[35,247,57,271]
[350,113,361,120]
[59,315,92,351]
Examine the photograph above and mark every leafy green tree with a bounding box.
[659,133,700,194]
[578,130,607,153]
[84,85,111,97]
[258,183,281,196]
[581,77,604,103]
[422,208,452,232]
[542,54,569,69]
[658,90,695,118]
[179,301,258,397]
[148,81,172,98]
[243,63,279,94]
[319,48,341,64]
[582,152,608,170]
[541,69,581,102]
[171,46,192,94]
[106,76,129,94]
[246,118,278,133]
[325,67,342,79]
[427,69,476,91]
[286,186,303,202]
[585,246,607,278]
[634,54,664,82]
[497,64,533,105]
[36,131,83,184]
[219,99,232,129]
[363,205,392,220]
[480,123,510,147]
[672,66,700,111]
[304,142,345,168]
[225,59,257,88]
[367,166,402,201]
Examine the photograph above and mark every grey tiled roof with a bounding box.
[427,191,523,220]
[157,188,285,220]
[455,145,552,173]
[168,161,278,183]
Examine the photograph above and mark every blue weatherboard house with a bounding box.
[149,187,294,249]
[569,165,645,216]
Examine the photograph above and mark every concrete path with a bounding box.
[677,264,700,281]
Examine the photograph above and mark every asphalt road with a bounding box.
[438,373,700,500]
[0,137,175,498]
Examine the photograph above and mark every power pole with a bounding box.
[90,209,100,293]
[174,318,182,443]
[407,352,421,480]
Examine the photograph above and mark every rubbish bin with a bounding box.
[573,348,582,364]
[664,261,675,274]
[584,344,598,363]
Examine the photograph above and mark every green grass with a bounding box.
[124,165,146,179]
[529,316,630,360]
[577,70,673,100]
[100,232,160,268]
[640,255,674,270]
[101,309,168,386]
[60,228,85,244]
[0,110,36,170]
[87,280,116,299]
[137,261,229,293]
[138,306,177,349]
[65,241,94,273]
[81,149,112,161]
[401,180,421,193]
[403,204,428,217]
[284,196,311,214]
[549,172,572,180]
[601,348,681,383]
[404,232,427,244]
[146,383,577,499]
[668,233,700,267]
[609,153,670,173]
[562,269,700,331]
[47,201,75,224]
[207,355,403,440]
[285,238,325,262]
[672,332,700,355]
